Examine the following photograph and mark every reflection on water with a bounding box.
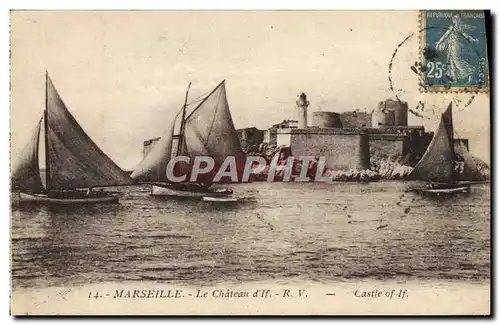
[11,182,490,289]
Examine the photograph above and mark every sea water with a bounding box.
[11,181,490,290]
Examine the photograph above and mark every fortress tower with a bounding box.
[295,93,310,129]
[372,99,408,128]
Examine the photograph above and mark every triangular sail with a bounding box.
[131,117,177,182]
[11,118,44,193]
[408,115,456,183]
[183,81,245,183]
[45,75,133,190]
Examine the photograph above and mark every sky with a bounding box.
[10,10,490,170]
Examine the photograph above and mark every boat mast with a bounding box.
[176,82,191,156]
[44,71,50,191]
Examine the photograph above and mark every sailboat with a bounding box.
[408,102,484,195]
[11,73,133,205]
[131,80,245,200]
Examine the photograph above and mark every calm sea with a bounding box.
[11,181,490,289]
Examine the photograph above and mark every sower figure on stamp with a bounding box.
[435,14,479,83]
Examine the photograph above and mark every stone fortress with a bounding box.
[143,93,472,172]
[235,93,472,171]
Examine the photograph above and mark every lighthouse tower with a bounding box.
[296,92,310,129]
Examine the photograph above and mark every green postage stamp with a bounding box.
[420,10,489,92]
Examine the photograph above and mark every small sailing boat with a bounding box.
[11,73,133,205]
[407,102,484,196]
[131,80,245,199]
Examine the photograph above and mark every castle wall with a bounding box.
[277,129,292,147]
[312,112,343,128]
[268,129,277,146]
[372,108,395,128]
[376,99,409,126]
[284,128,370,171]
[369,134,408,161]
[339,112,371,128]
[276,127,425,170]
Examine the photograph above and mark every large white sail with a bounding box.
[132,81,244,185]
[183,81,245,182]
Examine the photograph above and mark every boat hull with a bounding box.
[202,196,239,202]
[414,185,471,195]
[151,185,232,198]
[14,192,119,205]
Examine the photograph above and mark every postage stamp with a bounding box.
[419,10,489,92]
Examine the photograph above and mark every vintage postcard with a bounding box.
[9,10,491,315]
